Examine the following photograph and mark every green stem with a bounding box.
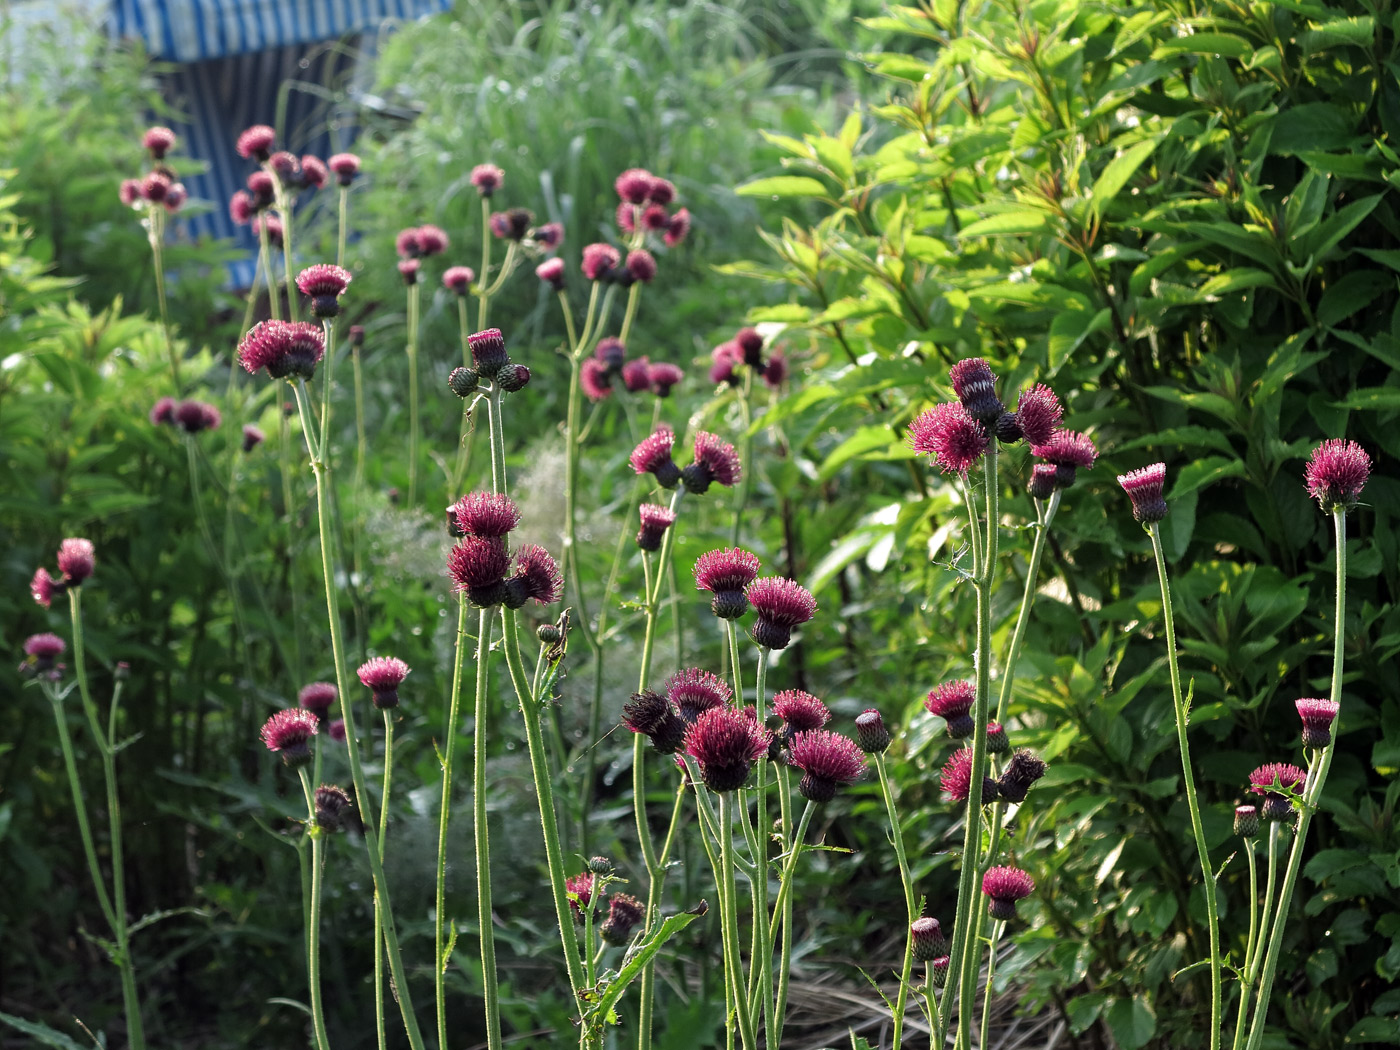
[435,597,469,1049]
[994,490,1059,723]
[1245,509,1348,1049]
[259,221,281,322]
[318,315,338,464]
[406,282,421,508]
[617,282,641,344]
[351,338,367,586]
[719,794,759,1050]
[877,754,918,1050]
[147,205,181,392]
[336,187,348,269]
[730,378,753,547]
[471,604,503,1050]
[749,656,772,1041]
[773,766,796,1044]
[477,198,494,332]
[1231,837,1260,1050]
[978,919,1004,1050]
[298,769,332,1050]
[1149,522,1221,1050]
[374,709,393,1050]
[276,176,299,324]
[279,403,304,684]
[291,378,426,1050]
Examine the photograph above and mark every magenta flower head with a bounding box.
[143,126,176,158]
[247,170,276,209]
[631,426,681,489]
[1234,804,1259,839]
[490,208,533,241]
[581,357,613,401]
[237,124,276,161]
[684,706,772,792]
[710,342,741,386]
[908,403,991,474]
[260,708,319,766]
[295,264,352,319]
[57,538,96,586]
[150,396,177,425]
[949,357,1005,424]
[622,358,652,393]
[398,259,420,285]
[595,336,626,372]
[582,243,621,282]
[925,680,975,739]
[415,224,449,257]
[268,151,300,183]
[328,152,361,186]
[982,866,1035,921]
[163,183,188,214]
[31,567,60,608]
[533,222,564,248]
[1118,463,1169,524]
[694,547,762,619]
[666,667,732,723]
[615,167,654,204]
[683,431,742,494]
[855,708,891,754]
[328,719,346,742]
[764,349,788,389]
[746,576,816,650]
[636,503,676,552]
[174,400,222,434]
[396,227,422,259]
[1014,384,1063,445]
[986,721,1009,754]
[359,656,410,709]
[462,329,505,379]
[911,917,948,962]
[1305,439,1371,512]
[997,748,1047,803]
[1295,697,1340,749]
[771,689,831,737]
[566,871,595,921]
[616,201,638,234]
[504,545,564,608]
[1031,429,1098,487]
[24,632,66,671]
[788,729,865,802]
[242,424,265,453]
[470,163,504,197]
[646,176,676,205]
[451,491,520,543]
[448,535,511,608]
[601,892,645,945]
[623,690,688,754]
[735,327,764,368]
[141,171,172,203]
[665,207,691,247]
[314,784,353,831]
[941,747,998,804]
[441,266,475,296]
[1248,762,1308,822]
[536,257,566,290]
[298,681,338,718]
[626,249,657,283]
[120,179,142,207]
[1027,463,1059,501]
[642,203,670,232]
[648,361,684,397]
[239,319,325,381]
[299,155,328,190]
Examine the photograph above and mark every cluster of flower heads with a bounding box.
[612,167,690,249]
[581,337,686,402]
[238,319,326,381]
[710,327,786,390]
[445,491,562,609]
[564,857,645,945]
[691,546,818,651]
[259,654,409,772]
[447,328,531,398]
[227,124,350,231]
[30,538,95,610]
[119,127,189,215]
[630,426,742,497]
[149,397,222,435]
[1233,699,1338,834]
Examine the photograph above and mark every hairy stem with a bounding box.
[877,753,918,1050]
[298,769,331,1050]
[436,596,472,1050]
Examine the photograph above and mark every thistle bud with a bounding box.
[1234,805,1259,838]
[854,709,891,754]
[537,623,563,645]
[911,917,948,962]
[449,366,480,398]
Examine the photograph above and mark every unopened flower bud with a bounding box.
[449,366,480,398]
[537,623,562,645]
[1234,805,1259,838]
[587,855,615,876]
[911,917,948,962]
[854,709,891,754]
[497,363,531,393]
[986,721,1009,754]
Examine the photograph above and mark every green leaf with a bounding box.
[1090,139,1157,219]
[1270,102,1360,155]
[585,904,706,1030]
[1306,848,1372,882]
[959,210,1053,238]
[811,136,855,184]
[1151,33,1252,59]
[1317,269,1394,326]
[0,1013,89,1050]
[1301,194,1382,261]
[817,426,913,480]
[1333,387,1400,411]
[1104,997,1158,1050]
[1169,456,1247,499]
[734,176,831,199]
[1344,1016,1400,1044]
[1298,15,1374,54]
[1198,268,1277,296]
[1048,308,1112,371]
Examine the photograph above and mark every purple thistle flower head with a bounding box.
[664,207,691,247]
[684,706,772,792]
[626,249,657,283]
[646,176,676,205]
[1028,463,1059,501]
[764,350,788,389]
[141,171,172,203]
[298,681,338,715]
[1305,439,1371,512]
[315,784,353,831]
[595,336,626,372]
[615,168,655,204]
[143,126,176,158]
[622,358,652,393]
[238,319,326,381]
[746,576,816,650]
[242,424,266,453]
[300,155,328,190]
[982,865,1035,920]
[601,893,645,945]
[253,213,284,247]
[566,872,595,921]
[120,179,142,207]
[537,257,566,290]
[940,747,998,804]
[581,357,613,402]
[1118,463,1169,524]
[505,544,563,608]
[174,400,222,434]
[582,243,621,282]
[416,224,450,257]
[631,427,681,488]
[997,748,1047,803]
[31,567,60,608]
[908,403,991,474]
[162,183,188,214]
[447,536,511,608]
[648,361,684,397]
[666,667,732,723]
[57,538,95,586]
[1234,804,1259,838]
[788,729,865,802]
[1032,429,1098,487]
[24,633,66,670]
[358,656,410,709]
[260,708,318,766]
[1249,762,1307,821]
[911,917,948,961]
[735,327,764,367]
[642,203,670,231]
[268,151,300,184]
[694,547,762,619]
[931,956,951,987]
[442,266,475,296]
[450,491,521,540]
[468,328,510,375]
[986,721,1009,754]
[855,708,891,754]
[398,259,420,285]
[636,503,677,552]
[491,209,533,241]
[710,341,741,386]
[1015,384,1063,445]
[295,264,352,318]
[533,222,564,248]
[771,690,831,733]
[683,431,742,494]
[1295,697,1340,749]
[396,227,422,259]
[328,719,346,742]
[925,680,975,739]
[328,153,360,185]
[236,124,276,161]
[246,170,276,208]
[949,357,1005,423]
[616,201,638,234]
[622,690,687,754]
[471,163,504,197]
[150,396,177,425]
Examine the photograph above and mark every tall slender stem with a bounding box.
[146,206,182,392]
[978,920,1005,1050]
[995,491,1059,723]
[471,604,503,1050]
[351,337,368,586]
[749,655,773,1040]
[405,283,421,508]
[336,187,349,269]
[730,379,753,547]
[435,596,470,1050]
[877,753,918,1050]
[719,793,759,1050]
[1149,522,1221,1049]
[477,198,494,332]
[259,222,281,322]
[772,766,797,1043]
[298,768,332,1050]
[374,708,394,1050]
[1231,837,1260,1050]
